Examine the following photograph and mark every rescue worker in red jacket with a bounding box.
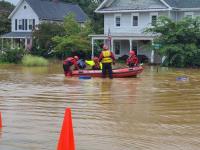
[63,56,79,76]
[99,45,115,79]
[126,50,139,67]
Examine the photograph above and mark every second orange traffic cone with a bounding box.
[57,108,75,150]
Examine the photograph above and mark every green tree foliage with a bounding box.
[61,0,104,33]
[52,14,93,57]
[32,22,65,57]
[0,1,14,35]
[146,16,200,67]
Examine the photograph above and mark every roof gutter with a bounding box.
[178,8,200,11]
[96,8,171,14]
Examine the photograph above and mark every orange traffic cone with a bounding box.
[0,112,2,128]
[57,108,75,150]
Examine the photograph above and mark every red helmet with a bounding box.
[103,45,108,50]
[74,56,79,60]
[130,50,135,55]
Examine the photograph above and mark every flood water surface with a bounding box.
[0,64,200,150]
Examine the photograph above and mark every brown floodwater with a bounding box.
[0,62,200,150]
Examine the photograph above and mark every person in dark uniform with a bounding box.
[99,45,115,79]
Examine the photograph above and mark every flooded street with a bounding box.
[0,63,200,150]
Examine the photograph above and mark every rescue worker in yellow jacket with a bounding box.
[99,45,116,79]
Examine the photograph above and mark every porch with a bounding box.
[89,33,160,63]
[1,32,32,50]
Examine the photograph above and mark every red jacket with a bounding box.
[126,55,139,65]
[63,57,79,69]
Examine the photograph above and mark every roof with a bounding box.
[163,0,200,8]
[1,32,32,38]
[96,0,200,12]
[96,0,169,12]
[9,0,87,22]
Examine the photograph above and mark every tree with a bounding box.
[0,1,14,35]
[52,14,93,58]
[61,0,104,33]
[146,16,200,67]
[32,22,65,57]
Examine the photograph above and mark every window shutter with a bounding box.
[22,19,25,30]
[25,19,27,30]
[15,19,17,31]
[33,19,35,29]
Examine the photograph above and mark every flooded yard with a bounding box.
[0,63,200,150]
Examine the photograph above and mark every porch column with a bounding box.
[25,38,28,50]
[151,40,155,63]
[1,38,3,50]
[129,39,132,51]
[11,38,14,49]
[91,38,94,59]
[25,39,28,50]
[111,39,114,52]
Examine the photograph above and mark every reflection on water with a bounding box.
[0,64,200,150]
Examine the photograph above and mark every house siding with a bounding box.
[11,1,39,32]
[104,12,169,34]
[95,0,200,63]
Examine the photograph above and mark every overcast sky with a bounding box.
[3,0,19,5]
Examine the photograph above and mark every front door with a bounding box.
[132,41,138,55]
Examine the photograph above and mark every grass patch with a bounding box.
[22,55,48,67]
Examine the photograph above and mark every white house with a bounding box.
[1,0,87,50]
[91,0,200,63]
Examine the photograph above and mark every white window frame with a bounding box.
[18,19,23,30]
[131,13,139,27]
[29,19,33,30]
[114,41,121,55]
[150,12,158,26]
[184,12,194,18]
[114,14,121,28]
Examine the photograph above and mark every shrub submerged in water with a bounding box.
[22,55,48,66]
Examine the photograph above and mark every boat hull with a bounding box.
[67,66,144,78]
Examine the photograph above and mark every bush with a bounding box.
[0,48,25,63]
[22,55,48,66]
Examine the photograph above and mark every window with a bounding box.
[150,13,158,26]
[133,16,138,26]
[151,15,157,26]
[114,41,121,55]
[115,15,121,27]
[184,12,194,18]
[29,19,35,30]
[132,41,138,55]
[132,13,139,27]
[29,19,33,30]
[18,20,22,30]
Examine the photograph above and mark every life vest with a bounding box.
[102,50,113,63]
